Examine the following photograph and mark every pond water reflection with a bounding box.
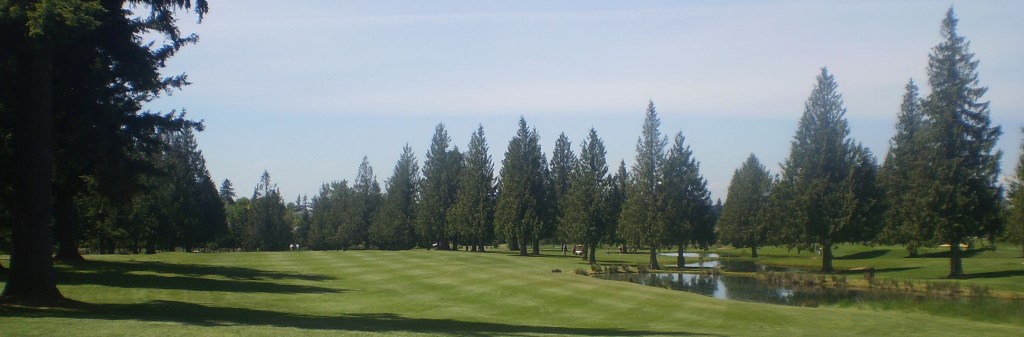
[593,272,861,307]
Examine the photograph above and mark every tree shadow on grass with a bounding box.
[913,248,989,259]
[68,260,335,282]
[835,267,921,275]
[961,270,1024,279]
[6,260,342,294]
[0,300,714,336]
[834,249,890,260]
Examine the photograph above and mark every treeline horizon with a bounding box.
[1,3,1023,305]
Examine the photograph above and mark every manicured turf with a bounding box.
[712,243,1024,293]
[1,248,1022,336]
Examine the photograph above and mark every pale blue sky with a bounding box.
[145,0,1024,202]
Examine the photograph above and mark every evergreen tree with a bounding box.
[307,181,352,250]
[0,0,208,301]
[607,161,629,251]
[550,133,576,244]
[774,68,878,273]
[220,179,237,205]
[370,145,419,250]
[619,101,668,269]
[562,128,609,263]
[718,154,773,257]
[495,117,548,256]
[661,132,714,267]
[1006,129,1024,257]
[248,171,291,251]
[879,79,929,254]
[417,124,461,249]
[917,8,1003,277]
[341,157,381,249]
[448,126,496,252]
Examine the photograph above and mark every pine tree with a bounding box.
[607,161,629,251]
[307,181,352,250]
[0,0,208,302]
[417,124,461,250]
[220,179,236,205]
[370,145,419,250]
[495,117,548,256]
[562,128,609,263]
[249,171,291,251]
[661,132,714,267]
[448,126,496,252]
[550,133,576,244]
[775,68,877,273]
[880,79,929,255]
[718,154,773,258]
[342,157,381,249]
[619,101,668,269]
[914,8,1004,277]
[1006,129,1024,257]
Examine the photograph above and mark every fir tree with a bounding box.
[619,101,668,269]
[495,117,548,256]
[220,179,236,205]
[1005,129,1024,257]
[774,68,878,273]
[718,154,773,257]
[448,126,496,252]
[417,124,461,249]
[370,145,419,250]
[550,133,576,244]
[562,129,610,263]
[918,8,1003,277]
[661,132,713,267]
[880,79,929,255]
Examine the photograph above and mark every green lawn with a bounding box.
[1,248,1022,336]
[712,243,1024,293]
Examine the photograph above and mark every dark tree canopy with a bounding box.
[773,68,879,273]
[718,154,773,257]
[562,128,610,264]
[448,126,496,252]
[661,132,714,267]
[417,124,462,250]
[916,8,1003,277]
[495,117,549,256]
[0,0,209,302]
[619,101,668,269]
[370,145,419,250]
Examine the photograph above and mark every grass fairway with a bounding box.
[1,249,1022,336]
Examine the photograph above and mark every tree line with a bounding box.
[717,9,1016,278]
[2,4,1024,305]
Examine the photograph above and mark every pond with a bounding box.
[593,272,860,307]
[593,268,1024,325]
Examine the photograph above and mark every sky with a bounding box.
[143,0,1024,202]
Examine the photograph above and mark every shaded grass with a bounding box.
[1,250,1022,336]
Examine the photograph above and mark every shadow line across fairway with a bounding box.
[39,260,342,294]
[834,250,890,260]
[0,300,714,336]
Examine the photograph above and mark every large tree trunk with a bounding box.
[54,188,85,264]
[676,244,685,268]
[518,232,528,256]
[821,241,834,273]
[949,239,964,278]
[588,244,596,265]
[531,239,540,256]
[751,242,759,258]
[1,40,64,303]
[649,245,660,270]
